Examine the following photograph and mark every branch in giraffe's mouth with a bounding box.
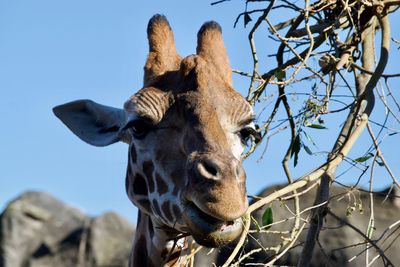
[182,202,243,247]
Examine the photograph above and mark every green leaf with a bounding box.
[311,82,317,91]
[244,12,252,27]
[353,153,373,163]
[291,134,301,167]
[262,207,273,228]
[307,124,327,129]
[376,157,385,166]
[275,69,286,80]
[302,130,316,146]
[303,144,313,155]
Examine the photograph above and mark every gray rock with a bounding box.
[0,191,134,267]
[90,212,133,267]
[0,191,86,267]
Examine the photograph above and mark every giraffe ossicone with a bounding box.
[54,14,257,266]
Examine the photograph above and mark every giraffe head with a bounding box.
[54,15,257,247]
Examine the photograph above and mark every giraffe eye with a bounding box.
[238,126,260,146]
[124,119,153,139]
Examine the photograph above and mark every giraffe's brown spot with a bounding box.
[133,173,148,196]
[148,216,154,238]
[161,201,173,223]
[172,204,180,219]
[126,165,133,177]
[172,186,179,196]
[155,150,164,161]
[125,167,134,196]
[138,199,151,212]
[129,145,137,163]
[143,161,155,192]
[125,173,130,194]
[155,173,168,195]
[133,235,148,266]
[152,199,163,218]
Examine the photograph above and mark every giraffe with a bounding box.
[53,15,257,266]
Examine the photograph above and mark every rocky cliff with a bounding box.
[0,192,134,267]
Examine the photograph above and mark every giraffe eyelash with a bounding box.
[123,119,155,139]
[237,126,260,146]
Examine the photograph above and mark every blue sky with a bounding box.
[1,0,399,224]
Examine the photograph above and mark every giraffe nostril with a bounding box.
[197,160,219,179]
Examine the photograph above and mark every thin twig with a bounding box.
[328,210,394,266]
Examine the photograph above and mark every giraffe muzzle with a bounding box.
[182,201,243,247]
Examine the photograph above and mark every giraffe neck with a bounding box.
[129,211,188,267]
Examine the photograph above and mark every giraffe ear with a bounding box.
[144,14,181,85]
[196,21,232,84]
[53,100,126,147]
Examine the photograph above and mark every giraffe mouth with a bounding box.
[182,202,243,247]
